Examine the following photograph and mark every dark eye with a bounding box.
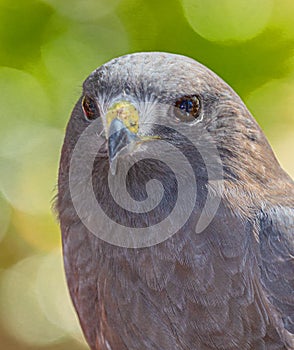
[174,95,201,122]
[82,96,100,121]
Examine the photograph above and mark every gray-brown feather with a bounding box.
[57,52,293,350]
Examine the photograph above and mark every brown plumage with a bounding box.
[57,52,294,349]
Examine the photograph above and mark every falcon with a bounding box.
[57,52,294,349]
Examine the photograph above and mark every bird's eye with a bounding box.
[174,95,201,122]
[82,96,100,121]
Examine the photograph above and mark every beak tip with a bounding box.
[109,157,118,175]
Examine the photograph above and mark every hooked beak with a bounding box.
[106,101,139,166]
[105,100,159,174]
[108,118,138,164]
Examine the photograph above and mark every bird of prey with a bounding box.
[57,52,294,350]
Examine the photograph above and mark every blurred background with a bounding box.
[0,0,293,349]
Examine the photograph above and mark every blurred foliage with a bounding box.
[0,0,293,349]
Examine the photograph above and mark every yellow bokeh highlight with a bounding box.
[13,209,60,251]
[0,255,65,346]
[0,125,63,215]
[181,0,273,42]
[0,251,87,346]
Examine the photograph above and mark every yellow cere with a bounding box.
[106,101,139,134]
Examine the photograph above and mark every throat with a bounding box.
[92,157,179,228]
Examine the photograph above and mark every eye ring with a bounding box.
[174,95,201,122]
[82,95,100,121]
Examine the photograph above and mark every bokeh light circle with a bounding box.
[0,255,64,346]
[0,67,51,132]
[181,0,274,42]
[0,125,63,215]
[246,76,294,177]
[0,252,86,346]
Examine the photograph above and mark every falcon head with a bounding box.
[58,52,287,247]
[65,53,271,173]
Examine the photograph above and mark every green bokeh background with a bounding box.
[0,0,293,349]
